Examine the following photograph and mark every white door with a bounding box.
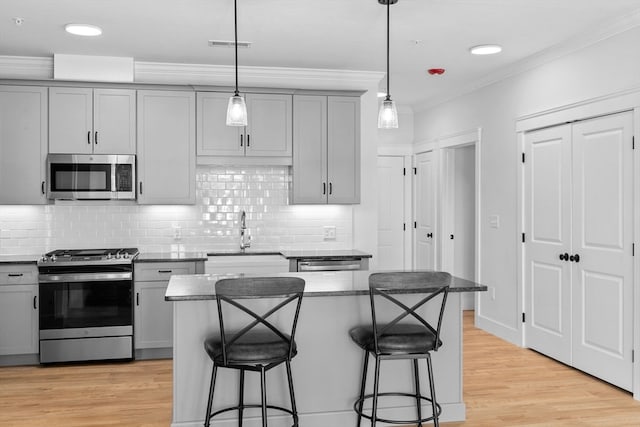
[524,125,573,365]
[414,151,436,270]
[377,156,406,270]
[570,112,634,391]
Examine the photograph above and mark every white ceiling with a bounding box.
[2,0,640,107]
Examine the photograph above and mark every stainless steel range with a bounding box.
[37,248,139,364]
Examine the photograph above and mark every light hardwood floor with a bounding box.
[1,312,639,426]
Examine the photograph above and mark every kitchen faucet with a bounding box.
[240,210,251,251]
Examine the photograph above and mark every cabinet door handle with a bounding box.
[87,131,91,144]
[139,182,143,194]
[33,295,37,310]
[8,273,24,277]
[95,131,98,144]
[158,270,173,273]
[41,181,45,195]
[322,182,326,195]
[136,292,140,306]
[247,134,250,147]
[240,134,244,147]
[329,182,333,195]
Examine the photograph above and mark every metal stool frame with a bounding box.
[353,272,450,427]
[204,277,305,427]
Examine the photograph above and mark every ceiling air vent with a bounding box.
[208,40,252,48]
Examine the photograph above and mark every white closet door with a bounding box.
[524,125,573,365]
[377,156,405,270]
[570,112,633,391]
[414,151,436,270]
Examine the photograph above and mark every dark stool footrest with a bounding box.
[353,392,442,425]
[209,403,297,422]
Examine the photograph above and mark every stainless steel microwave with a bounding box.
[47,154,136,200]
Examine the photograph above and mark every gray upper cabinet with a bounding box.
[137,90,196,205]
[0,86,48,204]
[292,95,360,204]
[49,87,136,154]
[197,92,292,164]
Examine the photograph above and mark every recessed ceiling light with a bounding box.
[470,44,502,55]
[65,24,102,37]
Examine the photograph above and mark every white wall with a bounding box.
[413,26,640,343]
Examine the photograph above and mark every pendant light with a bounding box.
[226,0,247,126]
[378,0,398,129]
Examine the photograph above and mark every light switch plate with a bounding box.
[323,226,336,240]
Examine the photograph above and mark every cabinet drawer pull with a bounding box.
[87,131,91,144]
[158,270,173,274]
[41,181,45,195]
[33,295,37,310]
[246,134,250,147]
[8,273,24,277]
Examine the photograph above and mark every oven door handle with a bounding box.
[39,272,133,283]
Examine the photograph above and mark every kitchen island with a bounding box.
[165,271,486,427]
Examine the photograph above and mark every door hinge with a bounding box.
[413,167,417,175]
[522,233,525,243]
[522,313,526,323]
[522,153,525,163]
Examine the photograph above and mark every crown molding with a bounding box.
[413,7,640,113]
[135,62,383,90]
[0,56,53,80]
[0,55,383,91]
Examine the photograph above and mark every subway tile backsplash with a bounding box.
[0,166,353,255]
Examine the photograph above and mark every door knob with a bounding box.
[559,253,569,261]
[570,254,580,263]
[426,233,433,238]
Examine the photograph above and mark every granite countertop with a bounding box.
[135,252,208,263]
[207,250,283,256]
[165,270,487,301]
[0,255,41,265]
[279,249,372,259]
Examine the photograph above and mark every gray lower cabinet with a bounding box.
[0,265,39,364]
[292,95,360,204]
[133,261,202,358]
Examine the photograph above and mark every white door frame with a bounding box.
[516,89,640,400]
[412,129,482,283]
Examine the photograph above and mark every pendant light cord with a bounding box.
[386,0,391,102]
[234,0,239,96]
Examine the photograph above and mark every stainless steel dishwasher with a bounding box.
[293,258,368,272]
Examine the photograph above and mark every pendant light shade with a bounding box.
[226,0,247,127]
[378,98,398,129]
[226,93,247,126]
[378,0,398,129]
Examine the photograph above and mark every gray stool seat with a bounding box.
[349,324,440,354]
[205,331,297,365]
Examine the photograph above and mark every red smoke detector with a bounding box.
[428,68,446,75]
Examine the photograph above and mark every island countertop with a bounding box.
[165,270,487,301]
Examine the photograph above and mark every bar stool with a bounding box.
[203,277,305,427]
[349,271,450,427]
